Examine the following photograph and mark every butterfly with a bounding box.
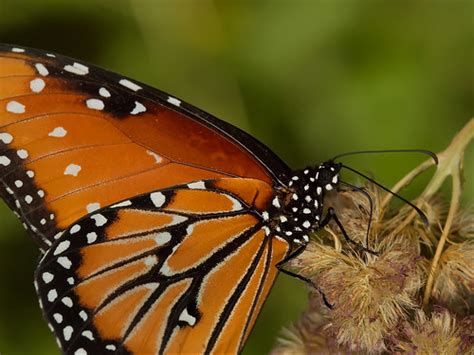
[0,44,343,354]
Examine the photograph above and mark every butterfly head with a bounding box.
[314,160,342,192]
[268,160,342,245]
[287,160,342,197]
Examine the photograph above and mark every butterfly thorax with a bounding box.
[264,161,342,246]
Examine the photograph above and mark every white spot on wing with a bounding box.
[86,232,97,244]
[57,256,72,269]
[144,255,157,266]
[150,192,166,207]
[91,213,107,227]
[64,62,89,75]
[172,215,187,224]
[179,308,196,326]
[6,101,25,114]
[64,163,81,176]
[167,96,181,106]
[53,313,63,324]
[0,132,13,144]
[86,202,100,213]
[146,150,162,164]
[272,197,281,208]
[187,181,205,189]
[160,263,173,276]
[62,297,73,307]
[49,127,67,137]
[130,101,146,115]
[82,330,94,341]
[30,78,45,93]
[119,79,142,91]
[79,310,88,321]
[74,348,87,355]
[154,232,171,245]
[110,200,132,208]
[99,87,111,97]
[0,156,11,166]
[186,224,195,235]
[17,149,28,159]
[54,240,71,255]
[228,196,242,210]
[47,289,58,302]
[144,282,160,290]
[42,272,54,283]
[70,224,81,234]
[35,63,49,76]
[54,232,64,240]
[12,47,25,52]
[63,325,74,341]
[86,98,104,110]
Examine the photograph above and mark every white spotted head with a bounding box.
[315,161,342,192]
[265,160,342,244]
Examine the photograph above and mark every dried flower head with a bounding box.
[431,239,474,312]
[288,186,425,352]
[395,308,473,354]
[270,310,338,355]
[272,119,474,354]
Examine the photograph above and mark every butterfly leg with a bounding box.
[338,181,374,250]
[276,245,333,308]
[320,207,378,255]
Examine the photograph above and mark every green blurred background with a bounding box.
[0,0,472,354]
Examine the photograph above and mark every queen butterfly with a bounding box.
[0,43,346,354]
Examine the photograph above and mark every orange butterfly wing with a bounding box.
[35,178,289,354]
[0,44,295,354]
[0,44,289,250]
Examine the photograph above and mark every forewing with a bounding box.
[0,44,290,249]
[35,178,290,354]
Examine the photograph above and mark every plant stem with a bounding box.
[420,118,474,307]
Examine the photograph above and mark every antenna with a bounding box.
[341,164,429,226]
[332,149,438,165]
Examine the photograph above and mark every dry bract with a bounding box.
[395,309,473,354]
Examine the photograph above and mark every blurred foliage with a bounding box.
[0,0,472,354]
